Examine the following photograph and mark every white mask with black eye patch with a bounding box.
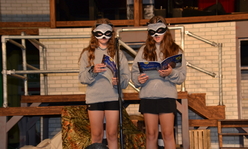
[147,22,167,37]
[92,24,113,39]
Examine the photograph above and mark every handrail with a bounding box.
[185,31,223,105]
[1,34,91,108]
[186,62,216,78]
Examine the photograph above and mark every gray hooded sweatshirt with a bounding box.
[131,44,187,100]
[79,47,130,104]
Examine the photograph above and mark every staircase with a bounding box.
[187,93,225,127]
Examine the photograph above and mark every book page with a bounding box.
[137,54,182,79]
[142,70,161,79]
[160,54,182,70]
[138,61,161,73]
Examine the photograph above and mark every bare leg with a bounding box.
[88,110,104,143]
[159,113,176,149]
[105,110,119,149]
[144,113,159,149]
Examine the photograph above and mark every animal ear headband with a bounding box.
[92,24,113,39]
[147,20,167,37]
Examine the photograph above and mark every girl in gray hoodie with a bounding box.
[78,18,130,149]
[131,16,187,149]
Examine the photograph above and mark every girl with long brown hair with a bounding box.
[78,18,130,149]
[131,16,187,149]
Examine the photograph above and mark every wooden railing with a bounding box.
[0,92,189,116]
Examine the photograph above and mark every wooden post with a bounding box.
[177,98,190,149]
[89,0,95,20]
[50,0,56,28]
[181,98,190,149]
[133,0,140,26]
[0,116,7,149]
[217,121,222,148]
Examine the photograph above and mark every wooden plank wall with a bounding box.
[1,0,248,35]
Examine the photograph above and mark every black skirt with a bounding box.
[139,98,177,114]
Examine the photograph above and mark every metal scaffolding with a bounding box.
[1,26,205,108]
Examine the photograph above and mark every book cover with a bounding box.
[101,54,117,82]
[137,54,182,78]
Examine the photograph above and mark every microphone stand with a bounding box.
[115,37,124,149]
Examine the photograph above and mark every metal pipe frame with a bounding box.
[186,62,216,78]
[185,31,218,47]
[7,69,79,74]
[2,28,223,105]
[1,34,91,108]
[29,38,48,94]
[185,31,223,105]
[218,43,223,105]
[21,32,28,96]
[2,38,8,108]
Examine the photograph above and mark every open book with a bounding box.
[137,54,182,79]
[100,54,117,83]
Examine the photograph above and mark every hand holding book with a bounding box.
[158,64,173,77]
[101,54,118,83]
[93,63,106,73]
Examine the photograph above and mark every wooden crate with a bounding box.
[189,129,211,149]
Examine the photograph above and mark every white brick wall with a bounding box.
[175,22,237,109]
[175,22,239,147]
[39,28,91,96]
[0,0,50,22]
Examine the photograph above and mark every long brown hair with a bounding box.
[143,16,182,61]
[78,18,116,67]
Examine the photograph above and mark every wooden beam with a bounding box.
[0,106,64,116]
[14,92,189,117]
[41,13,248,27]
[189,119,218,127]
[0,13,248,31]
[0,29,39,35]
[21,92,189,103]
[53,13,248,27]
[133,0,141,26]
[50,0,56,28]
[21,94,86,103]
[140,13,248,25]
[56,20,135,27]
[218,119,248,127]
[20,93,139,103]
[0,22,50,28]
[56,21,95,27]
[0,117,7,149]
[139,0,143,21]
